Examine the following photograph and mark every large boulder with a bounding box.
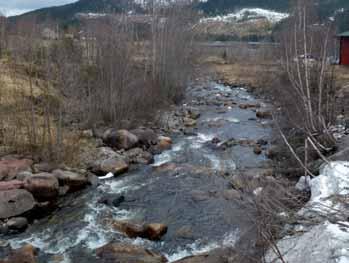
[0,159,33,181]
[124,148,154,165]
[103,129,139,150]
[109,220,168,241]
[0,189,35,219]
[24,173,59,201]
[0,244,37,263]
[52,169,89,190]
[96,243,167,263]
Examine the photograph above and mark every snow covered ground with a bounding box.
[267,162,349,263]
[200,8,289,24]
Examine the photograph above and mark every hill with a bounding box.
[8,0,142,25]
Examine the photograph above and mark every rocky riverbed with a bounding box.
[0,82,277,262]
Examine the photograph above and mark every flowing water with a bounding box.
[4,82,273,262]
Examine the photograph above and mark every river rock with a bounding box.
[265,146,283,159]
[0,189,35,219]
[32,162,56,173]
[186,109,201,120]
[257,139,268,146]
[0,244,37,263]
[52,169,88,190]
[124,148,154,165]
[222,189,241,200]
[256,111,272,119]
[253,145,262,155]
[175,226,194,239]
[157,136,172,151]
[0,159,33,181]
[16,171,33,181]
[144,224,168,241]
[239,103,261,109]
[96,158,129,175]
[0,180,24,191]
[173,252,226,263]
[103,129,139,150]
[6,217,28,231]
[131,128,158,147]
[184,118,197,127]
[96,147,120,160]
[96,243,167,263]
[191,190,211,202]
[98,194,125,207]
[24,173,59,201]
[110,221,168,241]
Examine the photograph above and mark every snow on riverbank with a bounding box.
[200,8,289,24]
[267,162,349,263]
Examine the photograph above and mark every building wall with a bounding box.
[340,37,349,65]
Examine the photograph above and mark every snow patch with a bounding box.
[267,162,349,263]
[304,162,349,214]
[201,8,289,24]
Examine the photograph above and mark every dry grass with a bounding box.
[0,61,83,165]
[203,55,280,88]
[335,65,349,89]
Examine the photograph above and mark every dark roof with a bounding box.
[337,31,349,37]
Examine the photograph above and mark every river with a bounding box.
[5,82,273,262]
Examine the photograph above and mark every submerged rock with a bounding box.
[0,189,35,219]
[98,194,125,207]
[96,243,167,263]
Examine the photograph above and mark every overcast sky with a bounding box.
[0,0,78,17]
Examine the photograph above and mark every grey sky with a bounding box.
[0,0,78,16]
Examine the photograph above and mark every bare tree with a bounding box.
[0,14,6,58]
[276,0,336,162]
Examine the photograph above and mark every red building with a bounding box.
[338,31,349,65]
